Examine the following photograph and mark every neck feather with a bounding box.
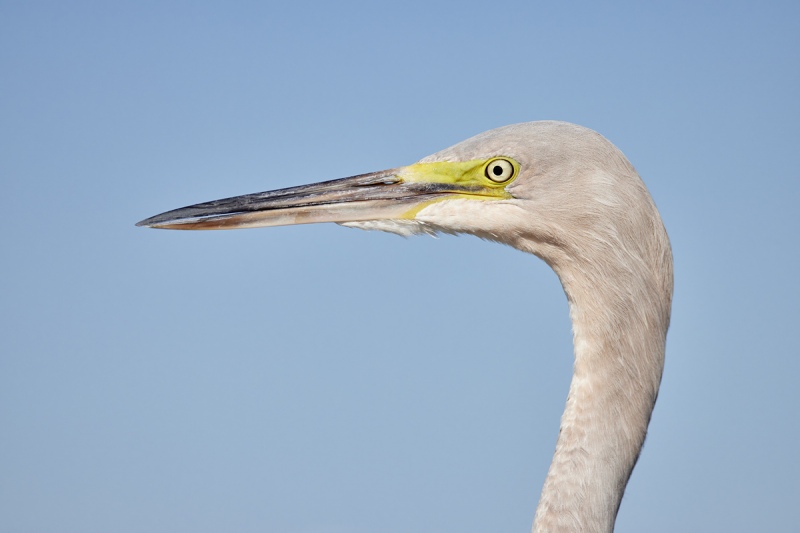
[532,247,671,533]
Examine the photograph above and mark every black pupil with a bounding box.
[492,165,503,176]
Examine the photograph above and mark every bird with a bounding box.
[137,121,673,533]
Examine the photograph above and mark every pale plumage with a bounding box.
[138,121,673,532]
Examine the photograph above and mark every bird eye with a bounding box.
[485,159,515,183]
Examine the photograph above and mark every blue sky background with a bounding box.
[1,1,798,532]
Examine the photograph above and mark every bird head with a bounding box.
[137,121,663,276]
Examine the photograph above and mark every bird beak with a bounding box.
[136,159,518,230]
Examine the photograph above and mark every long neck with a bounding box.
[532,255,671,533]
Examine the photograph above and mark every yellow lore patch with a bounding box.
[397,158,520,219]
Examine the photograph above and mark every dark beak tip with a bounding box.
[136,215,171,228]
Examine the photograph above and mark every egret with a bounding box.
[138,121,673,533]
